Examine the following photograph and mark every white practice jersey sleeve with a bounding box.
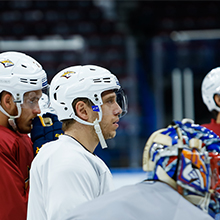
[66,181,213,220]
[27,135,114,220]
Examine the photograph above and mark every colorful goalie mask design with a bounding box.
[143,119,220,217]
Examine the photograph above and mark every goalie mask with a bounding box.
[50,65,128,149]
[143,119,220,218]
[0,51,48,131]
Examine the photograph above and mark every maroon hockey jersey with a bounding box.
[0,125,34,220]
[202,118,220,137]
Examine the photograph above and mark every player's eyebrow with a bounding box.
[103,93,116,102]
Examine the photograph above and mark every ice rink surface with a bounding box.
[111,168,147,189]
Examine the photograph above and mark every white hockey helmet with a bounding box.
[50,65,127,122]
[50,65,127,148]
[0,51,48,129]
[201,67,220,112]
[0,51,48,103]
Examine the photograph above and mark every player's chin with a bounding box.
[18,124,32,134]
[105,131,116,140]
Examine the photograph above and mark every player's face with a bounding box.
[16,90,42,134]
[99,90,122,140]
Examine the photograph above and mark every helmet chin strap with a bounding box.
[74,117,108,149]
[0,103,22,131]
[93,119,107,149]
[73,108,108,149]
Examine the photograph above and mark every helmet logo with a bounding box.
[116,80,120,86]
[61,71,75,79]
[42,77,48,87]
[0,59,14,68]
[92,105,100,112]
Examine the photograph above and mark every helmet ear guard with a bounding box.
[143,118,220,217]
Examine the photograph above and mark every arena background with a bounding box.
[1,0,220,187]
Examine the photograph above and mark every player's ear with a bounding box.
[214,94,220,107]
[75,101,89,121]
[1,92,14,110]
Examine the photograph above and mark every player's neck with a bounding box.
[64,123,98,153]
[216,112,220,124]
[0,111,12,129]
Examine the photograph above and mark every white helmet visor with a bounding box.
[21,90,44,111]
[115,88,128,118]
[20,85,49,111]
[91,88,128,119]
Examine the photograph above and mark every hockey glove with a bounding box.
[31,112,63,155]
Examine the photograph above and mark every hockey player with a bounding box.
[0,51,48,220]
[201,67,220,136]
[27,65,128,220]
[66,119,220,220]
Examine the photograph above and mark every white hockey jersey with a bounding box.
[67,181,213,220]
[27,134,113,220]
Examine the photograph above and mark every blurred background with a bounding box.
[1,1,220,177]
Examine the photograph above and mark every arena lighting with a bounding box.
[170,29,220,41]
[0,35,85,51]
